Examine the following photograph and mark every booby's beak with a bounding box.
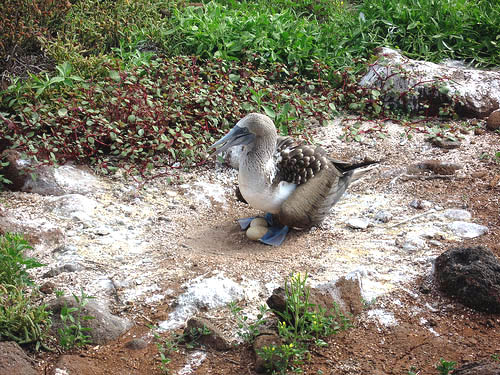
[209,125,255,155]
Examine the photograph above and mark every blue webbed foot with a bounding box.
[237,217,254,230]
[238,213,289,246]
[259,224,289,246]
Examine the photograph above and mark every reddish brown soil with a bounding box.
[32,143,500,374]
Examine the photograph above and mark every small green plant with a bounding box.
[436,358,456,375]
[492,353,500,361]
[154,332,178,375]
[184,324,211,349]
[0,284,52,350]
[57,289,95,350]
[229,302,269,343]
[408,365,420,375]
[30,62,84,98]
[0,233,45,286]
[257,273,350,374]
[0,157,12,188]
[258,340,308,374]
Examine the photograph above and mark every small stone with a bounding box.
[400,232,426,252]
[250,218,268,228]
[346,217,370,230]
[442,209,472,221]
[374,210,392,223]
[453,360,500,375]
[124,338,148,350]
[409,199,432,209]
[246,226,268,241]
[39,281,56,294]
[428,137,461,149]
[408,160,462,175]
[448,221,488,238]
[486,109,500,131]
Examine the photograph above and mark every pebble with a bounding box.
[346,217,370,230]
[398,232,426,252]
[448,221,488,238]
[409,199,432,209]
[442,209,471,221]
[246,226,268,241]
[374,210,392,223]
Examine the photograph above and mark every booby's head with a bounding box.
[210,113,276,155]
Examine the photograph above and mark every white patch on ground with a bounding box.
[159,272,244,330]
[367,309,398,327]
[177,351,207,375]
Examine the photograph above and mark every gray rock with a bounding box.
[43,263,82,278]
[374,210,392,223]
[398,232,426,252]
[184,317,231,351]
[48,194,98,219]
[442,209,472,221]
[0,341,37,375]
[428,137,461,149]
[346,217,370,230]
[448,221,488,238]
[124,338,148,350]
[0,150,102,195]
[409,199,432,209]
[452,360,500,375]
[359,47,500,118]
[407,160,462,175]
[434,246,500,313]
[49,296,133,345]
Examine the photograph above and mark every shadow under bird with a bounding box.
[210,113,377,246]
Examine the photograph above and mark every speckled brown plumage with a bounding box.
[275,137,330,186]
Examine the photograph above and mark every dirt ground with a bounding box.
[20,118,500,375]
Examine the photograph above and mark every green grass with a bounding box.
[0,233,52,350]
[1,0,499,180]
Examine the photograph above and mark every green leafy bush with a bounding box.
[169,1,360,74]
[0,233,45,286]
[0,285,52,349]
[1,57,339,178]
[358,0,500,66]
[0,0,70,58]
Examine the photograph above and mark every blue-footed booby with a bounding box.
[210,113,377,245]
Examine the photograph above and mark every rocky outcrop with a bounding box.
[359,47,500,118]
[434,246,500,313]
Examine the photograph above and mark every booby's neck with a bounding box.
[238,133,296,214]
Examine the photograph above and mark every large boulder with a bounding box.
[359,47,500,118]
[434,246,500,313]
[49,296,133,345]
[0,341,37,375]
[0,150,103,195]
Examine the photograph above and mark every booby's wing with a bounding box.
[274,136,334,186]
[274,137,377,228]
